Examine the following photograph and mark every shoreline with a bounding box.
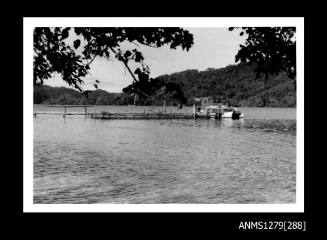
[33,104,296,108]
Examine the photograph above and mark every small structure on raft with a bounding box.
[194,97,244,119]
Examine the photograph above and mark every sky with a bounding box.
[44,28,246,93]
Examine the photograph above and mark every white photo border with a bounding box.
[24,17,304,212]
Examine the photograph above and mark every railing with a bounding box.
[33,105,205,120]
[91,112,203,120]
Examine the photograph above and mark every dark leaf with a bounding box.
[73,39,81,49]
[117,55,125,62]
[134,68,141,75]
[74,28,82,35]
[124,50,131,58]
[61,28,70,40]
[134,51,144,62]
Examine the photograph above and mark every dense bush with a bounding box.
[155,63,296,107]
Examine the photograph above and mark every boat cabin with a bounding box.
[193,96,243,119]
[194,97,226,112]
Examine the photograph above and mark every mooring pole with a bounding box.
[193,103,196,120]
[163,100,166,115]
[85,106,87,118]
[64,106,67,118]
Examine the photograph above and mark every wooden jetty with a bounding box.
[91,112,207,120]
[34,105,209,120]
[34,105,94,118]
[45,105,93,116]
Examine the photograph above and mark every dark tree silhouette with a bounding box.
[121,71,186,107]
[34,27,194,97]
[229,27,296,80]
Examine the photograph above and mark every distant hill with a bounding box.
[34,63,296,107]
[34,85,130,105]
[155,63,296,107]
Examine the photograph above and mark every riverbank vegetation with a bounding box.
[34,62,296,107]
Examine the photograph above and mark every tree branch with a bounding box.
[86,55,97,66]
[131,41,140,47]
[108,46,152,98]
[108,46,175,102]
[139,42,157,48]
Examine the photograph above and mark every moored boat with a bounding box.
[194,97,244,119]
[197,105,244,119]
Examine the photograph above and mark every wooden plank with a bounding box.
[45,105,93,107]
[34,112,93,115]
[87,112,209,120]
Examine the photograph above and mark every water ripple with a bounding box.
[34,107,296,204]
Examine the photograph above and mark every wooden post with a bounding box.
[84,106,87,118]
[193,103,196,120]
[163,100,166,115]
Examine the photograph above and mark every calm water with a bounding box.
[33,105,296,204]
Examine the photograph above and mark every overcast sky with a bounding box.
[44,28,246,93]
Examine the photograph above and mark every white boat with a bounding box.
[194,97,244,119]
[199,105,244,119]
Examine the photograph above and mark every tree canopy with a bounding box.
[229,27,296,80]
[34,27,296,107]
[33,27,194,96]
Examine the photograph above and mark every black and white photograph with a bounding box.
[24,17,304,212]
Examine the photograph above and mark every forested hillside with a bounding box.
[34,63,296,107]
[34,86,130,105]
[155,63,296,107]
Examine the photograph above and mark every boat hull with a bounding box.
[197,105,244,119]
[221,111,233,118]
[208,111,244,119]
[231,111,244,119]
